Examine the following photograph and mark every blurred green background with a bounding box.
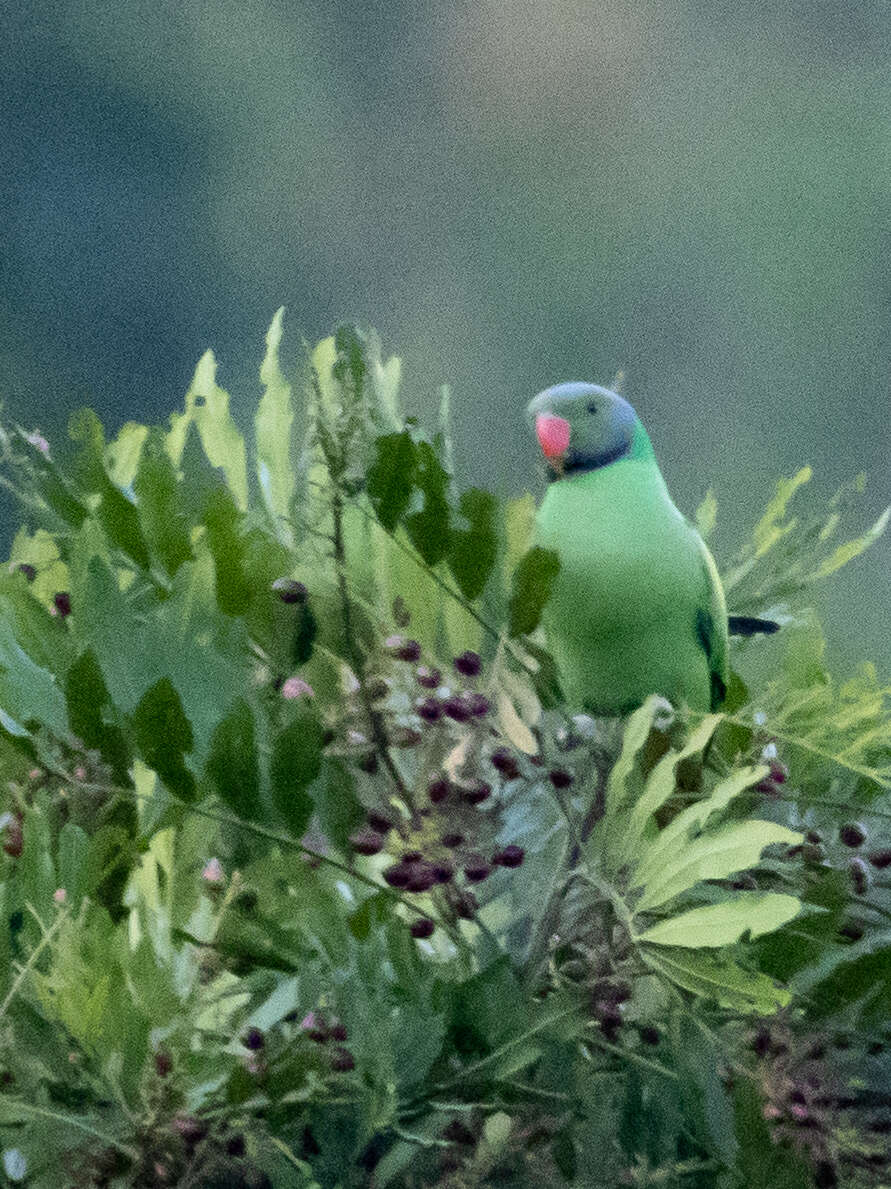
[1,1,887,675]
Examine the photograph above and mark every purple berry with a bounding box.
[331,1046,355,1072]
[492,844,524,868]
[639,1025,660,1046]
[3,817,23,858]
[410,917,435,939]
[463,857,492,883]
[403,850,423,862]
[453,651,481,677]
[850,856,870,895]
[868,848,891,869]
[491,748,520,779]
[271,577,307,603]
[416,666,442,689]
[428,777,451,803]
[460,781,492,805]
[417,698,442,723]
[769,760,788,784]
[242,1027,264,1051]
[441,832,464,848]
[443,696,472,723]
[53,591,72,617]
[405,863,438,893]
[154,1050,173,1077]
[349,827,384,855]
[328,1020,347,1042]
[16,564,36,582]
[466,693,490,717]
[366,811,393,834]
[383,863,412,889]
[549,768,573,789]
[301,1012,329,1042]
[432,861,454,883]
[840,822,867,848]
[396,640,422,662]
[226,1135,247,1157]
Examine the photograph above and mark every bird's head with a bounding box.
[526,381,641,480]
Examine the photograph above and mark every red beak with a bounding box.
[535,413,571,460]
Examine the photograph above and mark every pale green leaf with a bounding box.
[105,421,149,489]
[642,946,791,1012]
[636,893,802,948]
[752,466,812,557]
[695,489,717,540]
[255,307,295,546]
[810,504,889,578]
[634,820,801,913]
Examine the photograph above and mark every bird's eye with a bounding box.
[587,402,597,414]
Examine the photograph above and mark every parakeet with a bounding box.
[528,381,730,715]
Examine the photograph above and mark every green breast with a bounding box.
[534,459,712,714]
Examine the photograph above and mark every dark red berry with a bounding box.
[839,920,865,941]
[466,693,490,717]
[463,857,492,883]
[410,917,435,939]
[493,844,524,868]
[301,1011,329,1042]
[328,1020,347,1042]
[840,822,867,848]
[366,811,393,834]
[549,769,573,789]
[172,1116,208,1145]
[428,777,450,803]
[406,864,438,893]
[639,1025,661,1046]
[403,850,423,862]
[396,640,422,662]
[154,1050,173,1077]
[331,1046,355,1072]
[242,1027,264,1051]
[453,651,481,677]
[349,827,384,856]
[358,751,379,774]
[443,696,471,723]
[383,864,412,888]
[53,591,72,617]
[417,698,442,723]
[441,832,464,848]
[491,748,520,779]
[460,781,491,805]
[271,577,307,603]
[16,564,36,582]
[416,666,442,689]
[768,760,788,784]
[2,817,23,858]
[432,861,454,883]
[226,1134,247,1157]
[442,1119,476,1145]
[868,848,891,869]
[805,830,822,844]
[850,856,870,895]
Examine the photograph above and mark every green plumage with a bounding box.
[529,383,728,715]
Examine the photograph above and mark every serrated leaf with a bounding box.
[752,466,812,557]
[132,428,194,577]
[636,893,801,948]
[507,546,560,637]
[205,697,261,819]
[632,762,771,886]
[366,430,417,532]
[202,485,252,615]
[0,617,68,735]
[642,945,791,1011]
[634,820,801,912]
[447,488,498,601]
[255,307,296,546]
[132,677,196,802]
[269,708,323,835]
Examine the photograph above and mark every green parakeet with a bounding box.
[528,381,729,715]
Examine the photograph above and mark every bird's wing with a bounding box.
[689,526,730,711]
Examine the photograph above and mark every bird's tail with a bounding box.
[727,615,780,637]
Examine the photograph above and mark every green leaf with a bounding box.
[57,823,90,906]
[636,893,802,948]
[269,708,323,835]
[631,762,771,887]
[132,677,196,802]
[0,617,68,735]
[634,820,801,913]
[694,489,717,540]
[202,485,252,616]
[255,307,296,547]
[132,428,194,577]
[448,487,498,601]
[507,546,560,637]
[791,928,891,1020]
[642,946,791,1012]
[64,648,131,782]
[810,503,889,577]
[733,1080,812,1188]
[311,757,365,852]
[366,430,417,532]
[404,441,451,565]
[205,698,262,819]
[167,348,249,511]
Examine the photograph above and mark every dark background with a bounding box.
[1,1,888,675]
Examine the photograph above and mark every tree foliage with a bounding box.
[0,314,887,1187]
